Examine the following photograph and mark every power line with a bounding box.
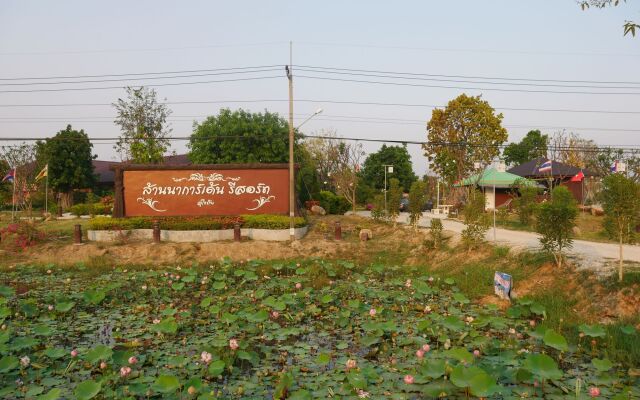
[297,75,640,96]
[295,65,640,86]
[0,65,282,81]
[0,98,639,115]
[0,75,282,94]
[0,68,282,86]
[297,67,640,90]
[0,41,287,56]
[0,134,639,154]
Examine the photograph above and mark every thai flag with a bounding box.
[538,160,552,173]
[2,169,14,182]
[611,161,619,173]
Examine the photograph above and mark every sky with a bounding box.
[0,0,639,176]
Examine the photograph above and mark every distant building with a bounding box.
[93,154,192,189]
[507,157,597,203]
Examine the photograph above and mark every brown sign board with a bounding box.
[113,164,291,217]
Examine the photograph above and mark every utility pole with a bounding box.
[287,41,295,241]
[382,164,393,214]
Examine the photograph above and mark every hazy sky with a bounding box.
[1,0,639,175]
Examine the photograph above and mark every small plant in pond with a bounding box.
[429,218,443,249]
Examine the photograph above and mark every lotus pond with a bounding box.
[0,259,638,399]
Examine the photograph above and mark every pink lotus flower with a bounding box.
[473,350,480,357]
[47,269,52,274]
[229,338,239,350]
[120,366,132,377]
[589,387,600,397]
[415,349,424,359]
[346,359,357,369]
[168,280,173,285]
[200,351,212,364]
[405,279,412,288]
[20,356,30,367]
[128,356,138,365]
[529,320,536,327]
[424,305,432,313]
[428,276,434,282]
[100,361,107,369]
[70,349,78,358]
[369,308,376,317]
[422,344,430,352]
[141,285,147,291]
[271,311,280,319]
[508,328,516,334]
[188,386,197,395]
[47,305,54,311]
[295,282,302,289]
[153,318,160,324]
[357,389,370,398]
[404,375,414,384]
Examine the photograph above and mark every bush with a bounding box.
[408,180,427,229]
[536,186,578,268]
[514,184,539,226]
[88,215,307,231]
[461,189,489,248]
[69,202,112,217]
[318,191,350,215]
[0,221,46,251]
[429,218,443,249]
[371,194,389,223]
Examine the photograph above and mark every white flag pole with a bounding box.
[45,166,48,215]
[11,168,16,222]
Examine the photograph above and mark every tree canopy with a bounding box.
[113,86,172,164]
[503,130,548,166]
[423,94,508,184]
[37,125,96,193]
[189,109,294,164]
[360,144,417,191]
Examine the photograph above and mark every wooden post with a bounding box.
[334,221,342,240]
[113,167,124,218]
[152,220,161,243]
[234,223,241,242]
[73,224,82,245]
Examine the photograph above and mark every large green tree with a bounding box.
[536,186,578,268]
[360,144,417,191]
[189,109,294,163]
[423,94,508,184]
[503,130,549,166]
[601,173,640,282]
[37,125,96,208]
[113,86,172,164]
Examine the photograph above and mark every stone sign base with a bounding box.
[87,226,308,243]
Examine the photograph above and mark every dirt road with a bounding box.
[355,211,640,276]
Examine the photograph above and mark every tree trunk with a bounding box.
[59,191,73,210]
[619,232,624,282]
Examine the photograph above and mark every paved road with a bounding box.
[354,211,640,275]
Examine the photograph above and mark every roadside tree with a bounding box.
[601,173,640,282]
[113,86,172,163]
[536,186,578,268]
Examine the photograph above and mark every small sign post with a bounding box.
[494,271,512,300]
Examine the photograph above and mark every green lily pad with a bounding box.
[37,388,62,400]
[74,380,101,400]
[150,317,178,334]
[592,358,613,372]
[543,329,569,352]
[208,360,225,376]
[579,324,606,338]
[85,345,113,364]
[153,375,181,393]
[523,353,563,381]
[0,355,19,373]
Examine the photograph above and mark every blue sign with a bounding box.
[494,272,512,300]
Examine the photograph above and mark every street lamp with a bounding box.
[382,164,393,213]
[296,108,323,130]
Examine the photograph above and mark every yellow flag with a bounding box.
[35,164,48,182]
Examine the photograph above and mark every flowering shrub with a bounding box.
[0,221,46,251]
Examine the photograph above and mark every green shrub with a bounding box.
[89,215,307,231]
[536,186,578,268]
[241,214,306,229]
[514,184,539,226]
[69,202,112,217]
[371,193,389,223]
[461,189,489,248]
[318,191,350,215]
[429,218,443,249]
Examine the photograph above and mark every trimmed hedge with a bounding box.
[69,203,112,217]
[318,191,351,215]
[88,215,306,231]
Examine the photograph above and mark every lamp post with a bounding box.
[296,108,323,130]
[382,164,393,213]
